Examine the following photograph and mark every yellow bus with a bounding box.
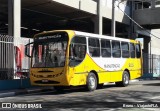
[25,30,143,91]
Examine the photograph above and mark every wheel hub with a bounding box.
[124,74,129,84]
[89,76,95,89]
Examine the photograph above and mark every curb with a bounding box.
[103,79,140,85]
[0,92,15,98]
[139,77,160,81]
[130,79,139,82]
[0,87,53,98]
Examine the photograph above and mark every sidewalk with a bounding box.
[0,87,53,98]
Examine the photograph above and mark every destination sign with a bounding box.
[38,34,62,40]
[34,32,68,42]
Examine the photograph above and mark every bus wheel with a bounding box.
[86,72,97,91]
[116,71,130,87]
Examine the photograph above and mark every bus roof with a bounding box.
[74,30,138,43]
[34,30,139,43]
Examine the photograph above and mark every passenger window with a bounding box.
[130,43,135,58]
[121,42,129,58]
[112,41,121,58]
[101,39,111,57]
[89,38,100,57]
[136,44,141,58]
[69,36,86,66]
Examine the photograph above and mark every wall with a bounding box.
[134,7,160,25]
[52,0,130,24]
[150,29,160,55]
[102,0,130,24]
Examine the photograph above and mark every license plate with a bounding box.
[42,79,48,82]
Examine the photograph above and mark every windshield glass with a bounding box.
[69,36,86,66]
[32,32,68,68]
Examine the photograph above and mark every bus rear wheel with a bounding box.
[86,72,97,91]
[115,71,130,87]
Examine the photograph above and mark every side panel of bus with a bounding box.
[68,36,142,86]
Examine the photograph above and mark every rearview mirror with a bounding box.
[25,43,32,58]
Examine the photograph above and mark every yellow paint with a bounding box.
[30,30,143,87]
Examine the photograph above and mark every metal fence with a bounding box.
[143,53,160,77]
[0,35,14,80]
[0,34,32,80]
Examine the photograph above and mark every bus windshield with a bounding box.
[32,32,68,68]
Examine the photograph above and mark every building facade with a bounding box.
[0,0,160,55]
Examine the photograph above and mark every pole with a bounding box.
[94,0,103,35]
[111,0,115,37]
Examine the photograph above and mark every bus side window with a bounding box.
[130,43,135,58]
[88,38,100,57]
[121,42,129,58]
[136,44,141,58]
[101,39,111,57]
[112,41,121,58]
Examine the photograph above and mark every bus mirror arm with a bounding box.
[25,43,33,58]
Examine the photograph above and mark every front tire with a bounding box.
[86,72,97,91]
[115,71,130,87]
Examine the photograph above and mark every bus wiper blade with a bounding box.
[38,70,54,72]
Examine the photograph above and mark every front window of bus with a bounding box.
[32,32,68,68]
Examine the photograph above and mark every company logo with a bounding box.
[104,64,120,68]
[2,103,11,108]
[1,103,42,109]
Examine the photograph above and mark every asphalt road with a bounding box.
[0,80,160,111]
